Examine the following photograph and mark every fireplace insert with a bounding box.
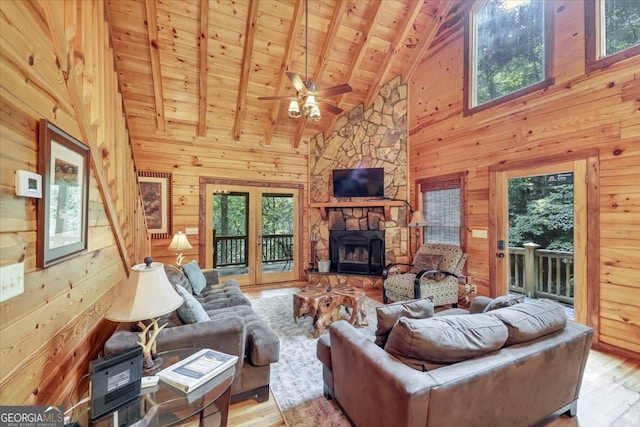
[329,230,385,275]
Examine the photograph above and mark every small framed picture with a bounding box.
[138,172,172,238]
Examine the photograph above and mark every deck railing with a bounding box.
[509,243,574,305]
[213,233,293,267]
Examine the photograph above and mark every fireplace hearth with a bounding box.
[329,230,385,275]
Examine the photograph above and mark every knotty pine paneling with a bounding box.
[0,0,148,405]
[408,0,640,356]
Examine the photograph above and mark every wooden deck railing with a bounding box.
[509,243,574,305]
[213,233,293,267]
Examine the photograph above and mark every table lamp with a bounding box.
[408,210,428,260]
[105,257,183,375]
[408,210,428,227]
[168,231,193,268]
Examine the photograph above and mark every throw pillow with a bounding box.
[384,314,508,367]
[487,299,567,346]
[175,284,209,324]
[482,294,525,313]
[410,254,443,274]
[181,260,207,295]
[374,299,435,347]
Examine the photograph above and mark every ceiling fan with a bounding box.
[257,0,352,121]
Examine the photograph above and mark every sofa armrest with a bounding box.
[104,315,246,374]
[382,262,414,279]
[328,320,436,427]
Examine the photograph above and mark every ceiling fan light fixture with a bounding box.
[303,95,317,113]
[288,99,302,118]
[308,104,321,121]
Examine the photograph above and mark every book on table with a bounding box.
[157,348,237,393]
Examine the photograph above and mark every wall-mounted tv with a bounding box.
[332,168,384,198]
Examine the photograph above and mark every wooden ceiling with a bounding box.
[106,0,468,150]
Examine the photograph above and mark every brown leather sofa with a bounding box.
[104,264,279,403]
[317,297,593,427]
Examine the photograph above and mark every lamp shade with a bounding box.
[408,211,428,227]
[168,231,193,251]
[105,261,183,322]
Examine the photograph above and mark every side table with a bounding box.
[73,348,235,427]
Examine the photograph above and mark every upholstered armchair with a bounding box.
[382,243,466,307]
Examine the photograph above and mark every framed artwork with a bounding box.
[138,172,172,238]
[37,119,90,268]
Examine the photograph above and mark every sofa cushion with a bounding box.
[175,284,209,324]
[181,260,207,295]
[482,294,525,313]
[374,299,434,347]
[385,314,508,367]
[487,299,567,345]
[410,254,443,274]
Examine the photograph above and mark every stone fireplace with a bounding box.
[308,76,408,288]
[330,230,385,275]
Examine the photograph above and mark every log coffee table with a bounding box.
[293,285,367,337]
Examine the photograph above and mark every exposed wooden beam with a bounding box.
[364,0,423,109]
[144,0,165,132]
[233,0,259,142]
[263,0,304,147]
[197,0,209,137]
[325,0,384,138]
[293,0,349,149]
[403,0,455,82]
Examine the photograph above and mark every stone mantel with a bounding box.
[310,200,405,220]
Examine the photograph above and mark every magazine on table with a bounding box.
[157,348,237,393]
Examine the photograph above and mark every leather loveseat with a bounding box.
[105,263,279,403]
[317,296,593,427]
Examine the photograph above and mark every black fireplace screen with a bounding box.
[329,230,385,275]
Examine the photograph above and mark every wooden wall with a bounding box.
[0,1,147,405]
[408,0,639,356]
[131,135,309,269]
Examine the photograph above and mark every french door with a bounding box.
[492,159,588,324]
[204,184,300,285]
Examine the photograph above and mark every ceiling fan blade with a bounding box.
[319,101,343,115]
[317,83,352,97]
[286,72,306,93]
[258,95,294,101]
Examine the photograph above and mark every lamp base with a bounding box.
[142,355,164,376]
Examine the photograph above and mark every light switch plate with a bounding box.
[472,229,488,239]
[185,227,198,235]
[0,262,24,302]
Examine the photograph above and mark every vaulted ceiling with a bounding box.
[106,0,469,150]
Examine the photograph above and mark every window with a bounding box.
[417,173,466,250]
[586,0,640,71]
[465,0,554,114]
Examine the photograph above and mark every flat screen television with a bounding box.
[332,168,384,198]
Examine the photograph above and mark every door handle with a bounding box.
[496,253,505,258]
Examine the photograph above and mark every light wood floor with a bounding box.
[226,283,640,427]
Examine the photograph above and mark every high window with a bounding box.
[586,0,640,71]
[417,173,466,250]
[465,0,554,114]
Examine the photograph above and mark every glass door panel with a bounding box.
[205,184,299,285]
[212,192,249,279]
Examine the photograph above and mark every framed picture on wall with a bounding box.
[138,172,172,239]
[37,119,90,268]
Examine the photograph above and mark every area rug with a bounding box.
[250,293,382,427]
